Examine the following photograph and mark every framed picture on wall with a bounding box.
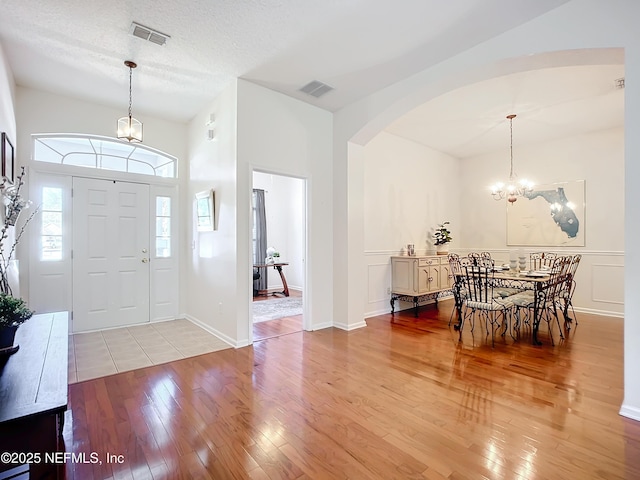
[1,132,14,184]
[195,189,216,231]
[507,180,585,246]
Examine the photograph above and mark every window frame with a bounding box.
[32,134,178,179]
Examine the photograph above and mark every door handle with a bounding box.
[142,258,149,263]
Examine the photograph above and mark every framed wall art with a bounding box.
[507,180,585,247]
[1,132,14,184]
[195,189,216,231]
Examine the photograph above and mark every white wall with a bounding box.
[363,131,460,316]
[0,42,16,144]
[253,171,305,291]
[184,81,240,346]
[237,80,333,334]
[460,127,624,316]
[333,0,640,420]
[0,42,17,293]
[184,80,331,346]
[15,86,187,306]
[16,87,186,162]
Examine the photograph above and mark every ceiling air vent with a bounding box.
[130,22,170,46]
[300,80,334,98]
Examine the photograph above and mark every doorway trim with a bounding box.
[249,168,309,344]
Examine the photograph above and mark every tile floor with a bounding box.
[69,319,231,383]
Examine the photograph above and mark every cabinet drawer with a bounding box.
[418,257,439,266]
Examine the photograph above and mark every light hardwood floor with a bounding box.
[253,290,303,341]
[64,300,640,479]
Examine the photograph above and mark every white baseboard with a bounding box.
[573,306,624,318]
[311,321,333,331]
[333,320,367,331]
[619,404,640,422]
[365,307,391,318]
[184,314,240,348]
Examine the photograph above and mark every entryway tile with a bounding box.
[69,318,231,384]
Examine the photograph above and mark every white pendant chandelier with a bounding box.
[117,60,143,143]
[490,114,533,203]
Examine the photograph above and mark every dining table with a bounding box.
[453,268,552,345]
[493,269,551,345]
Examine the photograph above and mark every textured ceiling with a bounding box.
[0,0,623,159]
[0,0,571,124]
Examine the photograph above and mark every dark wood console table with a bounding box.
[0,312,68,479]
[253,262,290,297]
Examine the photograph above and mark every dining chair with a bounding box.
[468,252,493,268]
[459,263,514,346]
[468,252,523,300]
[530,252,558,270]
[447,253,461,326]
[509,255,572,345]
[447,253,471,327]
[559,254,582,328]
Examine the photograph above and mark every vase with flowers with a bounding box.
[0,166,37,356]
[433,221,453,255]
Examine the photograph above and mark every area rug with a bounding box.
[253,297,303,323]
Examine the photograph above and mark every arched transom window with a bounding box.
[33,134,177,178]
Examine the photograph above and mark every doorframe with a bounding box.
[249,168,309,343]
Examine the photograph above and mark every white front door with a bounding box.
[72,177,150,332]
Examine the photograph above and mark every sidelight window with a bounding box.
[41,187,63,261]
[155,196,171,257]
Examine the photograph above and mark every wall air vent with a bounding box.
[299,80,334,98]
[130,22,170,46]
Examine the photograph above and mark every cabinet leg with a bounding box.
[390,296,396,314]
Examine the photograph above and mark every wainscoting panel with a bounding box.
[591,264,624,305]
[364,249,625,319]
[365,252,395,317]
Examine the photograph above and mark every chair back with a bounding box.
[447,253,461,276]
[563,254,582,300]
[530,252,558,270]
[544,255,573,303]
[468,252,494,269]
[461,264,496,305]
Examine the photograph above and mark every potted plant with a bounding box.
[0,167,38,356]
[0,293,34,355]
[433,221,453,255]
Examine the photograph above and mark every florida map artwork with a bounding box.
[507,180,585,246]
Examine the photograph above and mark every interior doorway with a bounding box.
[251,171,305,341]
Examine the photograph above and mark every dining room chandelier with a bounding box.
[117,60,143,143]
[490,114,533,203]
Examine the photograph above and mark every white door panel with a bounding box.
[28,172,73,314]
[73,177,150,332]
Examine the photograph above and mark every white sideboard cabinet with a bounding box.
[390,255,453,315]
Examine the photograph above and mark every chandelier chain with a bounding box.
[128,65,133,119]
[489,113,532,203]
[117,60,143,143]
[509,116,514,179]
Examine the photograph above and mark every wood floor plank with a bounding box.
[65,303,640,478]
